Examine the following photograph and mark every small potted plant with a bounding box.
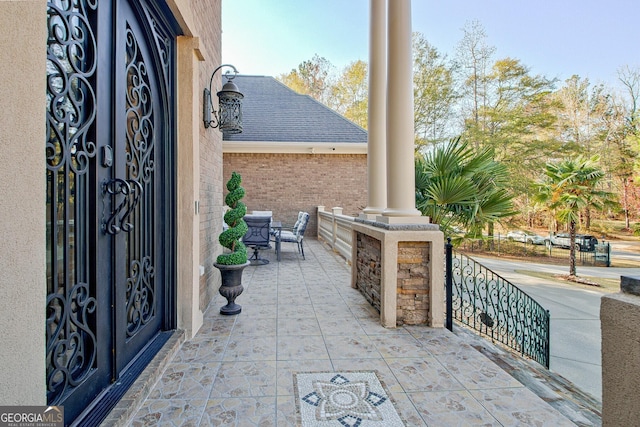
[214,171,249,315]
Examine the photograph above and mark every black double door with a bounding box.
[45,0,177,423]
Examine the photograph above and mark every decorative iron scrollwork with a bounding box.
[126,255,155,337]
[447,248,550,368]
[46,282,97,403]
[102,178,143,235]
[119,20,159,338]
[46,0,99,406]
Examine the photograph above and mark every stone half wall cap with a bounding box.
[620,276,640,296]
[355,217,440,231]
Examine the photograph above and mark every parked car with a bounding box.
[545,233,598,252]
[506,230,546,245]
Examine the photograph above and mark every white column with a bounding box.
[381,0,426,223]
[362,0,387,218]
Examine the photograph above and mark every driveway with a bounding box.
[467,252,640,403]
[608,238,640,264]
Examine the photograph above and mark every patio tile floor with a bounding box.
[123,239,600,426]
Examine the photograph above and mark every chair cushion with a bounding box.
[297,212,310,236]
[279,230,298,243]
[292,211,304,234]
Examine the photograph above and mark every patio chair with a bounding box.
[242,214,272,265]
[252,210,278,237]
[276,211,310,260]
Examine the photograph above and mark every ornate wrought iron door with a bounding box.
[110,0,169,376]
[45,0,176,423]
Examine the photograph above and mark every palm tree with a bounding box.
[535,156,609,277]
[415,136,515,237]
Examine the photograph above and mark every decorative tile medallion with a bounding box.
[294,372,405,427]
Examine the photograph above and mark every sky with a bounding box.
[222,0,640,89]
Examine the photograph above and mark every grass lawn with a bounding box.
[514,269,621,293]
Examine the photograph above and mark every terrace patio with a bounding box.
[106,239,601,426]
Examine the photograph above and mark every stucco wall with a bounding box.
[163,0,226,338]
[185,0,225,312]
[0,0,47,405]
[223,153,368,236]
[601,278,640,426]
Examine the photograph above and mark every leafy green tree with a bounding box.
[553,75,611,157]
[462,57,559,226]
[329,60,368,129]
[455,55,559,228]
[413,33,459,149]
[415,137,515,237]
[455,20,496,143]
[279,55,368,128]
[277,54,335,104]
[552,76,630,228]
[535,156,609,276]
[613,66,640,228]
[466,58,558,151]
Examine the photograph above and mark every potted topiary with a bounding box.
[214,171,249,315]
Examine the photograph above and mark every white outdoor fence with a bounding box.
[317,206,355,262]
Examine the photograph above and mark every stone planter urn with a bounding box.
[214,261,249,315]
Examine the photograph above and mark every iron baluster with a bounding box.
[445,238,453,331]
[447,247,550,368]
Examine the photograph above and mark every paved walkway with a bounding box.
[123,239,600,426]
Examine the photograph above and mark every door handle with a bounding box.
[102,145,113,167]
[101,178,143,235]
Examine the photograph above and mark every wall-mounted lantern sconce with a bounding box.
[203,64,243,133]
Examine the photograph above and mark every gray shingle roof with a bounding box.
[223,75,367,143]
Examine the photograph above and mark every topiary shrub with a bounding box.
[216,172,248,265]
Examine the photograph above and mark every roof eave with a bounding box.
[223,141,368,154]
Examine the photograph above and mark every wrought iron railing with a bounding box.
[446,241,550,368]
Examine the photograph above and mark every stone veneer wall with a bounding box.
[396,241,430,325]
[354,231,433,326]
[355,232,382,312]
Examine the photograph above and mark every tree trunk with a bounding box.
[624,177,630,230]
[569,220,577,276]
[487,222,495,250]
[585,206,591,230]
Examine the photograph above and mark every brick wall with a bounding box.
[223,153,367,237]
[355,232,382,311]
[397,241,431,325]
[193,0,224,311]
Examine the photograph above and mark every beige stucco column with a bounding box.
[362,0,387,218]
[601,276,640,425]
[176,36,205,339]
[0,0,47,405]
[380,0,426,223]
